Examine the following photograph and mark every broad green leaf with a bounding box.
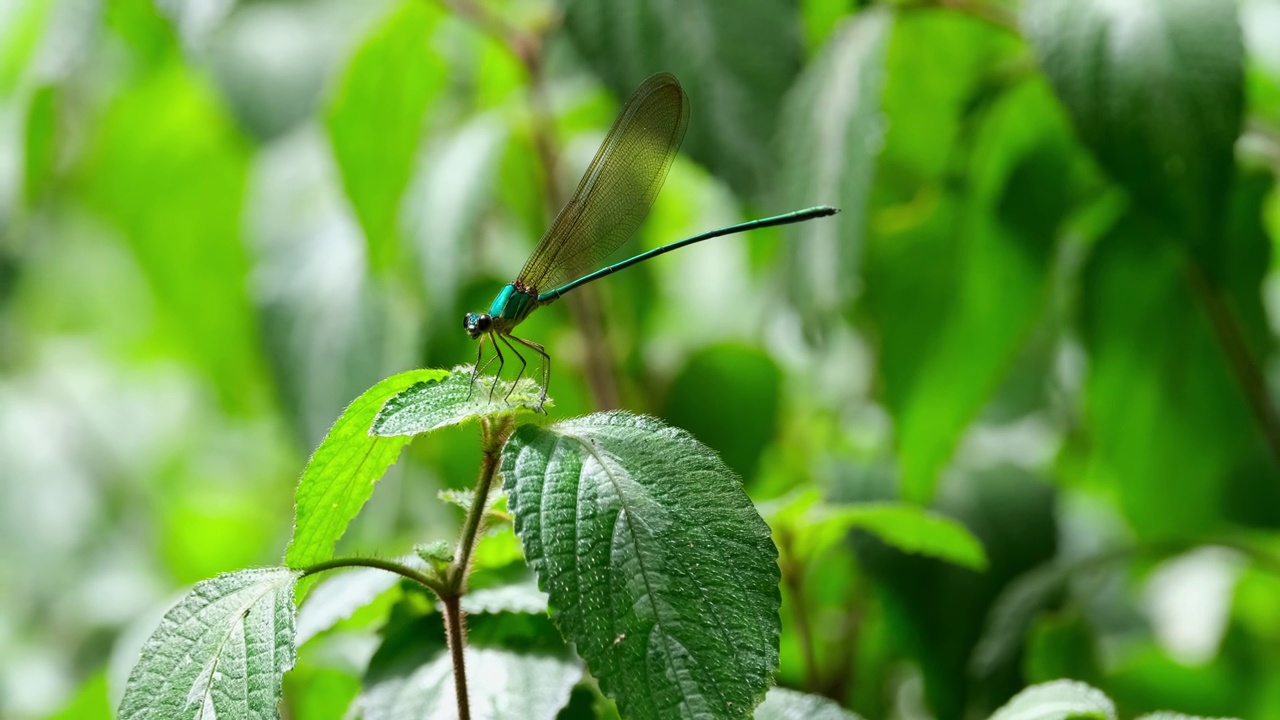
[1136,714,1243,720]
[286,369,447,571]
[838,503,987,572]
[502,412,781,720]
[1023,0,1244,248]
[987,680,1115,720]
[558,0,802,201]
[768,491,987,571]
[370,369,545,436]
[83,61,263,412]
[325,0,447,273]
[119,568,301,720]
[1081,180,1278,537]
[776,8,892,322]
[755,687,865,720]
[660,343,781,483]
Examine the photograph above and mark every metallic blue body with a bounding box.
[487,283,538,331]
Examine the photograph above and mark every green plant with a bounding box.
[8,0,1279,716]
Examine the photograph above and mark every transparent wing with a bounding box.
[517,72,689,294]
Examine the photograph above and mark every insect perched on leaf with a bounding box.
[464,72,838,409]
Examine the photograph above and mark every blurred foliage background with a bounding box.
[2,0,1280,718]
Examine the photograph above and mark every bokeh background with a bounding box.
[3,0,1280,718]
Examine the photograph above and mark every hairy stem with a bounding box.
[437,416,514,720]
[299,557,444,594]
[448,415,513,590]
[442,594,471,720]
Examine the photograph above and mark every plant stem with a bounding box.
[299,557,445,594]
[433,0,538,65]
[442,594,472,720]
[437,416,514,720]
[783,568,821,691]
[826,583,867,702]
[448,415,512,589]
[1185,261,1280,480]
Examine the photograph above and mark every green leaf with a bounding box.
[502,412,781,719]
[755,687,865,720]
[1135,714,1243,720]
[416,540,455,565]
[987,680,1115,720]
[83,61,262,412]
[559,0,802,201]
[119,568,301,720]
[370,369,545,437]
[325,0,448,273]
[1023,0,1244,246]
[838,503,988,572]
[767,491,987,571]
[775,7,892,321]
[286,369,447,571]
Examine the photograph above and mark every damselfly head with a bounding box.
[463,312,491,339]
